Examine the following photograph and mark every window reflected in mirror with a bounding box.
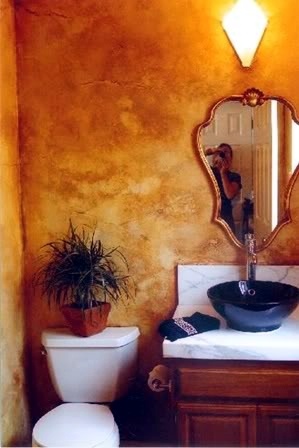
[198,89,299,250]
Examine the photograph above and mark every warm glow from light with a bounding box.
[222,0,268,67]
[291,121,299,172]
[270,100,278,230]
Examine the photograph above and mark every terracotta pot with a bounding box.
[60,302,111,337]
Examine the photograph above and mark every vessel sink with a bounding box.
[207,280,299,332]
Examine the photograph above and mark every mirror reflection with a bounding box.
[199,91,299,249]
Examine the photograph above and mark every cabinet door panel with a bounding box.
[177,402,256,447]
[258,404,299,447]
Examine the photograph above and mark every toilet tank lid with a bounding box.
[42,326,140,348]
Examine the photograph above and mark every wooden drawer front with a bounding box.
[175,366,299,400]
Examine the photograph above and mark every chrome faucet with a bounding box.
[245,233,257,281]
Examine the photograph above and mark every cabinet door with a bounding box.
[177,402,257,447]
[258,404,299,447]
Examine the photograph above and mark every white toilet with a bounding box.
[32,326,140,447]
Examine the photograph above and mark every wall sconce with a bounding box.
[222,0,268,68]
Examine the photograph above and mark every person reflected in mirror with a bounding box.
[204,143,242,235]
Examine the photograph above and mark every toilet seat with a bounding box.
[32,403,119,447]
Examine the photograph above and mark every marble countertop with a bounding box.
[162,265,299,361]
[162,304,299,361]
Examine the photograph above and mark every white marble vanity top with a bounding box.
[162,265,299,361]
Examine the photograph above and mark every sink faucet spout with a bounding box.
[245,233,257,281]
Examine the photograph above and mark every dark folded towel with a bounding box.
[158,312,220,342]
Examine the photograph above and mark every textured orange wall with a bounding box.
[0,0,31,445]
[14,0,299,419]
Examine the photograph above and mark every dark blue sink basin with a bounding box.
[207,280,299,332]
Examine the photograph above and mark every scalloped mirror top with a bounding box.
[197,88,299,251]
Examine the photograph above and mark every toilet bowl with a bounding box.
[32,326,140,447]
[32,403,119,447]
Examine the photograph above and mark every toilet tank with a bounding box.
[42,327,140,403]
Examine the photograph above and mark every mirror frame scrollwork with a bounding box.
[197,88,299,252]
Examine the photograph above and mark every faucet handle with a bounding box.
[245,233,257,257]
[245,233,256,248]
[245,232,255,243]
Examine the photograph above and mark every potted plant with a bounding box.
[34,220,133,337]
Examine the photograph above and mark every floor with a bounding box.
[120,442,174,447]
[112,388,175,448]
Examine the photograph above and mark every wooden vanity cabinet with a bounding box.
[167,359,299,447]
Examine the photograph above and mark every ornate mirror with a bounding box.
[197,88,299,251]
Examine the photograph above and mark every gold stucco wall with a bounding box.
[0,0,31,445]
[14,0,299,421]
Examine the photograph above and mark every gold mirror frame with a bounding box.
[197,88,299,252]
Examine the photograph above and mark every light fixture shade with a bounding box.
[222,0,268,67]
